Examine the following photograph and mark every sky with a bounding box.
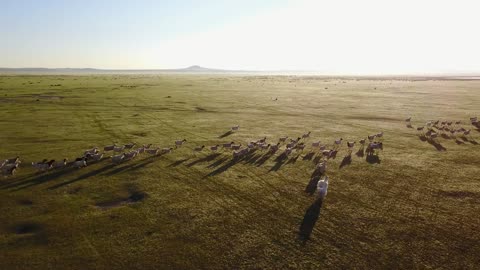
[1,0,480,74]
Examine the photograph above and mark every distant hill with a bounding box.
[0,66,241,74]
[178,65,223,72]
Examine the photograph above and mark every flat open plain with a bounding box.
[0,75,479,269]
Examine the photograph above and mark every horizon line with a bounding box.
[1,66,480,77]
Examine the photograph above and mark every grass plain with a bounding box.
[0,75,479,269]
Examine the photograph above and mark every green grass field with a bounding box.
[0,75,479,269]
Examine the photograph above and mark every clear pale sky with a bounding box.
[1,0,479,74]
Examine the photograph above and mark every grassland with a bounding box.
[0,75,479,269]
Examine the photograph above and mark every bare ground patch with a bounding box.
[95,191,148,210]
[10,222,43,235]
[347,115,399,122]
[439,190,479,199]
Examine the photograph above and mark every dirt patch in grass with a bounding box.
[131,131,148,137]
[3,94,66,100]
[17,199,33,205]
[0,97,17,103]
[439,190,479,199]
[38,95,64,100]
[347,115,398,122]
[11,222,43,235]
[95,191,148,210]
[66,186,82,195]
[24,94,65,100]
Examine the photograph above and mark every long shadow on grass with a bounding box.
[205,151,257,177]
[168,158,190,167]
[244,153,261,165]
[312,155,322,164]
[187,153,221,167]
[305,175,321,195]
[418,135,428,142]
[2,167,78,190]
[218,130,233,138]
[255,152,274,167]
[269,152,288,172]
[339,155,352,169]
[205,158,242,177]
[207,157,228,168]
[302,152,315,161]
[458,136,478,145]
[3,158,111,190]
[286,153,301,164]
[102,162,140,176]
[441,134,451,140]
[103,157,157,176]
[299,197,323,243]
[418,136,447,151]
[426,139,447,151]
[47,163,118,190]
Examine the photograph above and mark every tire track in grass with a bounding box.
[113,98,212,144]
[358,166,468,220]
[331,189,478,246]
[172,155,304,229]
[91,113,123,141]
[174,152,316,254]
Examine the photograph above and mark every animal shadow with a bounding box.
[355,148,365,157]
[255,152,274,167]
[299,197,323,243]
[244,154,261,165]
[2,167,78,190]
[168,158,190,167]
[305,176,321,195]
[441,134,451,140]
[270,153,288,171]
[312,155,322,164]
[287,154,301,164]
[218,130,234,139]
[206,159,240,177]
[207,158,228,168]
[187,153,221,167]
[48,163,117,190]
[366,154,381,164]
[327,150,338,160]
[302,152,315,161]
[339,155,352,169]
[426,139,447,151]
